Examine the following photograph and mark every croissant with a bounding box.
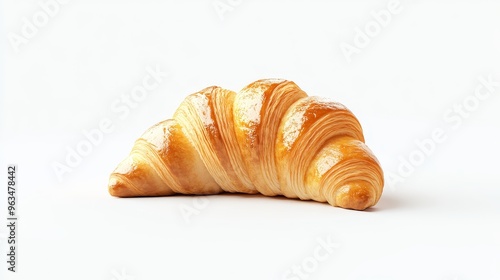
[108,79,384,210]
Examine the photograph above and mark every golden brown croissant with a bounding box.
[108,79,384,210]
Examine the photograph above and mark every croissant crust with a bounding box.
[109,79,384,210]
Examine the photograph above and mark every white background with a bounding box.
[1,0,500,279]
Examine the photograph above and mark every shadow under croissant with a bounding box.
[228,193,401,211]
[109,191,395,211]
[363,196,395,212]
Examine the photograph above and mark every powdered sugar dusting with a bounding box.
[140,122,169,151]
[191,93,214,126]
[263,78,286,84]
[316,148,343,176]
[282,109,305,150]
[311,96,347,110]
[238,88,264,125]
[114,156,137,175]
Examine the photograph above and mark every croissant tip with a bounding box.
[108,175,133,197]
[334,182,376,211]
